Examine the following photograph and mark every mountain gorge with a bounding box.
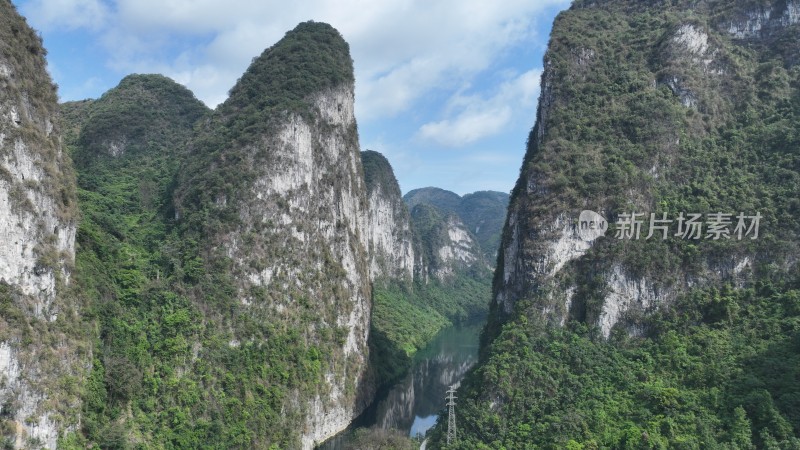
[9,0,798,447]
[361,155,495,390]
[431,0,800,448]
[1,3,501,447]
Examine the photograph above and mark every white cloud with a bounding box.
[419,107,513,147]
[19,0,568,114]
[23,0,110,30]
[417,68,542,146]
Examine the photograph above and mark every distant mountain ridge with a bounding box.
[404,187,509,263]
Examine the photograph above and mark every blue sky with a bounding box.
[14,0,571,196]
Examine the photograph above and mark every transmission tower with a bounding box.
[446,385,457,445]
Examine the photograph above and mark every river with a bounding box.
[319,321,482,448]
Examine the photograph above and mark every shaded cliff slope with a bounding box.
[432,0,800,448]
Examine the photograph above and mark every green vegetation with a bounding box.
[60,22,375,449]
[431,278,800,449]
[62,73,315,448]
[405,187,463,213]
[362,150,402,198]
[404,188,510,263]
[370,273,491,385]
[73,74,208,163]
[346,427,419,449]
[226,21,353,118]
[435,0,800,448]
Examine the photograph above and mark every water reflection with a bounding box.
[319,322,482,448]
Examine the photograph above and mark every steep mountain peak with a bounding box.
[171,21,371,448]
[72,73,208,161]
[361,149,402,198]
[223,21,353,118]
[176,21,357,229]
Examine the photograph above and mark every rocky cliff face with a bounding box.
[433,1,800,447]
[726,0,800,39]
[0,3,81,448]
[404,187,509,264]
[488,0,799,340]
[410,203,484,283]
[361,150,415,282]
[361,163,493,285]
[225,84,371,448]
[175,22,373,449]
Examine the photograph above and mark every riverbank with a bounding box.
[319,321,483,449]
[370,273,490,387]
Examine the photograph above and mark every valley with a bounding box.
[1,0,799,449]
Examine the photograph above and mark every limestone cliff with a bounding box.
[175,22,372,449]
[361,176,493,285]
[433,0,800,447]
[0,2,81,448]
[488,0,800,340]
[404,187,509,263]
[410,204,483,283]
[361,150,415,282]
